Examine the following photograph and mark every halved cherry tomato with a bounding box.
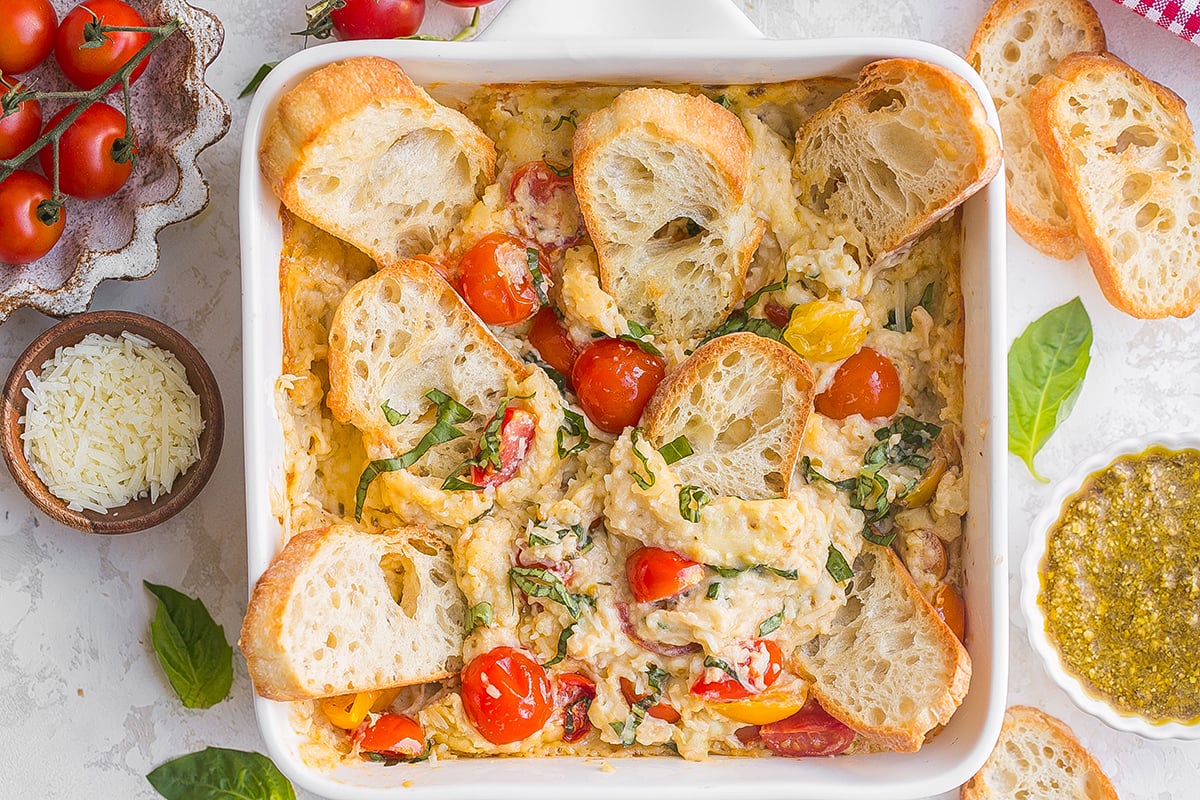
[351,713,426,760]
[758,698,854,757]
[556,672,596,743]
[933,583,966,642]
[814,347,901,420]
[0,81,42,161]
[0,0,57,74]
[461,646,553,744]
[711,681,808,726]
[528,306,580,381]
[322,688,402,729]
[39,102,135,199]
[0,170,64,265]
[783,299,868,362]
[331,0,426,39]
[619,676,681,724]
[690,639,783,702]
[55,0,151,91]
[626,546,704,603]
[571,338,665,433]
[508,160,585,253]
[457,232,543,326]
[470,406,537,488]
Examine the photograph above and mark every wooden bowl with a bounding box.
[0,311,223,534]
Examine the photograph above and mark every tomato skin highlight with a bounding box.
[457,232,543,326]
[528,307,580,381]
[556,672,596,743]
[0,82,42,161]
[0,0,57,74]
[351,713,426,760]
[39,102,135,200]
[0,170,65,265]
[814,347,901,420]
[55,0,151,91]
[625,546,704,603]
[461,646,553,744]
[469,406,537,488]
[571,338,665,433]
[690,639,783,702]
[331,0,426,39]
[758,698,855,757]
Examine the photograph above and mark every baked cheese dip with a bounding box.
[260,62,972,768]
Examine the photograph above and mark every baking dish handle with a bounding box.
[477,0,764,42]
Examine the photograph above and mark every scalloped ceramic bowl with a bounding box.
[1022,431,1200,740]
[0,0,229,321]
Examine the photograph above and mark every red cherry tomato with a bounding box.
[0,170,65,265]
[814,347,901,420]
[690,639,783,702]
[351,713,426,760]
[39,103,135,200]
[571,338,665,433]
[556,672,596,743]
[508,161,585,254]
[0,0,57,74]
[528,307,580,381]
[0,82,42,161]
[438,0,495,6]
[758,698,855,757]
[618,676,681,724]
[626,547,704,603]
[331,0,426,39]
[55,1,151,91]
[457,232,543,326]
[461,646,553,744]
[470,406,537,488]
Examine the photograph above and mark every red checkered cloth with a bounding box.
[1112,0,1200,44]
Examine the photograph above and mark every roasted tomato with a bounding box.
[351,713,426,760]
[557,672,596,743]
[457,232,544,326]
[470,405,537,488]
[571,338,665,433]
[331,0,426,39]
[0,0,57,74]
[758,698,854,757]
[626,546,704,603]
[711,682,808,726]
[814,347,901,420]
[321,688,401,730]
[55,0,151,91]
[933,583,966,642]
[528,307,580,381]
[39,102,135,199]
[619,675,680,723]
[461,646,553,744]
[0,170,64,265]
[690,639,783,702]
[508,160,585,253]
[783,299,868,362]
[0,81,42,161]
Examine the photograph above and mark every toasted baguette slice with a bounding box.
[968,0,1106,259]
[797,544,971,751]
[1030,52,1200,318]
[961,706,1118,800]
[261,56,496,265]
[239,524,464,701]
[792,59,1002,263]
[573,88,766,341]
[642,333,815,500]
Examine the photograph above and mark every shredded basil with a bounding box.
[705,582,720,600]
[678,485,710,523]
[825,545,853,582]
[442,397,534,491]
[508,567,587,620]
[441,476,483,491]
[545,161,572,177]
[550,113,577,131]
[693,276,790,350]
[527,248,551,306]
[380,400,407,427]
[705,563,797,580]
[363,740,433,765]
[758,609,785,637]
[556,409,590,458]
[542,622,576,667]
[466,502,494,524]
[712,94,733,110]
[619,320,664,357]
[763,566,799,580]
[705,564,744,578]
[465,602,493,631]
[703,655,741,684]
[522,352,569,393]
[615,665,670,746]
[528,530,557,547]
[657,435,693,465]
[885,281,936,331]
[628,428,656,490]
[860,522,897,547]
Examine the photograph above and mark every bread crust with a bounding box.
[967,0,1105,260]
[1030,51,1199,318]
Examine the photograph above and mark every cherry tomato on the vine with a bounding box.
[457,232,544,326]
[571,338,665,433]
[331,0,426,39]
[626,547,704,603]
[351,713,426,760]
[470,406,537,488]
[0,82,42,161]
[556,672,596,743]
[39,103,136,200]
[0,0,57,75]
[461,646,553,744]
[0,170,65,265]
[690,639,783,702]
[814,347,901,420]
[56,0,151,91]
[528,307,580,381]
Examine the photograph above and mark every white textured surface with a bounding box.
[0,1,1197,798]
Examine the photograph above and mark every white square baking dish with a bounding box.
[238,1,1009,796]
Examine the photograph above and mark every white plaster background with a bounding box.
[0,1,1197,797]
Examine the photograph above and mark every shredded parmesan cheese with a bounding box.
[20,331,205,513]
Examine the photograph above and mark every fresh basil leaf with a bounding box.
[527,248,551,306]
[355,389,473,520]
[763,566,798,580]
[545,161,572,177]
[619,320,664,357]
[542,622,576,667]
[380,400,407,427]
[678,485,711,523]
[238,62,278,99]
[742,276,789,311]
[705,582,720,599]
[508,567,585,620]
[441,476,483,492]
[860,522,897,547]
[657,435,693,465]
[144,582,232,710]
[825,545,853,582]
[705,564,745,578]
[1008,297,1093,482]
[465,602,493,631]
[758,609,784,637]
[702,655,741,684]
[628,428,656,490]
[573,522,594,553]
[146,747,294,800]
[712,94,733,110]
[550,114,577,131]
[557,409,590,458]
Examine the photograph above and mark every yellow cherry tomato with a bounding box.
[782,300,867,362]
[321,688,403,729]
[710,681,809,726]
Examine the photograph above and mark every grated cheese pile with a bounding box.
[20,331,205,513]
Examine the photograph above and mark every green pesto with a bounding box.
[1040,447,1200,723]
